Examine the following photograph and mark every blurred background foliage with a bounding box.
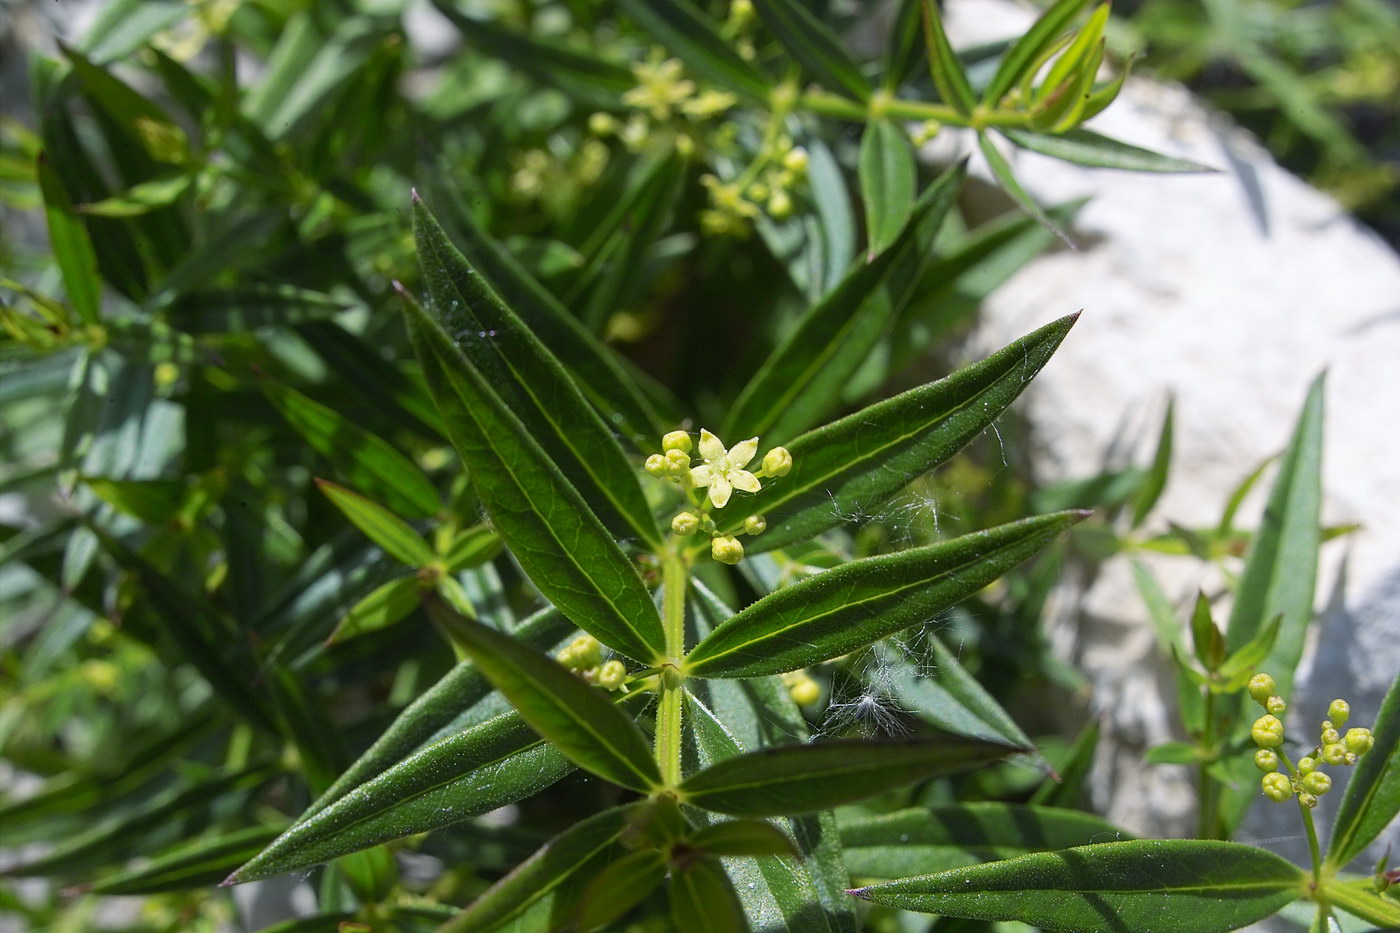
[0,0,1389,930]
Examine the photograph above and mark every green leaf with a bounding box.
[413,196,661,549]
[1327,672,1400,869]
[753,0,871,101]
[1145,741,1200,765]
[617,0,771,100]
[850,839,1306,932]
[1001,128,1218,173]
[919,0,976,114]
[440,803,645,933]
[978,132,1072,247]
[1131,560,1204,733]
[1323,878,1400,929]
[1029,719,1099,808]
[859,118,918,257]
[429,600,661,793]
[316,480,435,568]
[1226,373,1324,696]
[80,825,285,895]
[1130,396,1174,528]
[444,524,502,572]
[840,803,1133,880]
[37,154,101,325]
[260,376,439,519]
[227,710,573,883]
[687,819,798,858]
[727,161,967,443]
[982,0,1094,106]
[305,607,573,819]
[687,511,1084,679]
[575,848,669,931]
[679,736,1018,816]
[77,172,191,217]
[1192,592,1228,672]
[400,288,666,664]
[169,284,350,334]
[76,0,185,63]
[670,859,745,933]
[874,634,1036,751]
[1217,615,1280,682]
[326,574,421,645]
[718,313,1078,551]
[83,476,187,525]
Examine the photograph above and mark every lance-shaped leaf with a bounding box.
[1322,878,1400,929]
[399,288,666,664]
[169,284,349,334]
[226,710,572,883]
[260,376,439,519]
[78,825,285,895]
[1327,672,1400,869]
[316,479,434,568]
[305,607,573,819]
[686,819,798,858]
[1130,395,1174,528]
[982,0,1094,106]
[1002,128,1218,174]
[617,0,771,101]
[754,0,870,101]
[326,574,420,644]
[679,736,1019,816]
[979,132,1073,247]
[726,161,966,444]
[575,849,669,931]
[859,118,918,257]
[37,154,101,325]
[687,511,1084,679]
[840,803,1133,879]
[850,839,1306,932]
[920,0,976,114]
[444,524,501,571]
[414,197,660,548]
[716,314,1078,552]
[671,859,745,933]
[442,802,646,933]
[432,600,662,793]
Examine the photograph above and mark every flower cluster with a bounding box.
[644,429,792,565]
[557,634,628,690]
[1249,672,1374,808]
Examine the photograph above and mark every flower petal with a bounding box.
[730,470,761,494]
[698,429,726,463]
[708,475,733,509]
[689,464,713,487]
[727,437,759,469]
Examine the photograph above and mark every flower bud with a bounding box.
[568,634,603,670]
[1301,771,1332,796]
[596,659,628,691]
[588,112,617,136]
[711,534,744,565]
[1321,743,1348,766]
[1247,673,1276,706]
[788,675,820,706]
[1253,749,1278,772]
[743,514,767,535]
[767,189,793,219]
[1320,727,1340,746]
[1297,791,1319,809]
[1297,756,1317,775]
[782,146,808,174]
[665,448,691,474]
[1251,714,1285,749]
[671,511,699,536]
[762,446,793,477]
[1343,728,1374,756]
[1328,699,1350,726]
[645,453,668,476]
[1266,695,1287,714]
[1261,772,1292,802]
[662,430,692,453]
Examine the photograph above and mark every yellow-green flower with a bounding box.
[623,56,695,120]
[690,429,761,508]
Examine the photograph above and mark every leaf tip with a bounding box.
[1070,508,1095,523]
[218,871,243,888]
[410,187,422,204]
[846,886,872,900]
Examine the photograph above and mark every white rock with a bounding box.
[939,0,1400,869]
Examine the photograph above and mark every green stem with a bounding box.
[655,545,689,787]
[1198,688,1220,839]
[1299,800,1323,887]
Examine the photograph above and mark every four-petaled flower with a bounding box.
[690,429,760,508]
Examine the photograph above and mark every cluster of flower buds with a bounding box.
[698,141,808,234]
[1249,672,1374,808]
[644,429,792,565]
[557,634,628,691]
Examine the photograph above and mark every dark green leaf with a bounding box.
[1130,396,1174,528]
[687,511,1084,679]
[680,736,1017,816]
[982,0,1094,106]
[82,476,187,525]
[1030,719,1098,808]
[575,848,668,931]
[617,0,771,100]
[859,118,918,257]
[1002,128,1218,173]
[686,819,799,858]
[428,600,660,792]
[719,314,1078,551]
[1192,592,1227,672]
[840,803,1132,879]
[37,154,101,325]
[753,0,871,101]
[80,826,284,895]
[850,839,1306,932]
[919,0,976,114]
[169,285,349,334]
[978,132,1072,247]
[400,288,666,664]
[261,376,440,519]
[1327,672,1400,869]
[670,859,745,933]
[414,196,661,548]
[316,480,434,568]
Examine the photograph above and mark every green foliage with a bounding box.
[0,2,1383,932]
